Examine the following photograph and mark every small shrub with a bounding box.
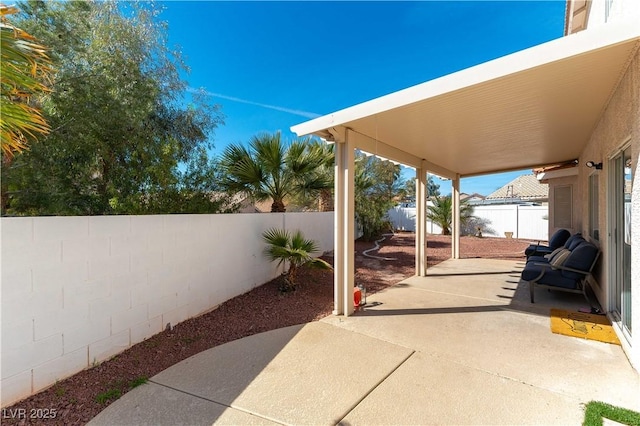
[129,376,148,389]
[95,388,121,404]
[95,376,147,404]
[262,228,332,292]
[54,385,65,397]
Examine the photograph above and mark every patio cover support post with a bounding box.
[333,129,355,316]
[415,162,427,276]
[452,174,461,259]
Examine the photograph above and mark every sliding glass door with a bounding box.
[609,146,632,338]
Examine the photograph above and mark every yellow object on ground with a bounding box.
[550,309,621,345]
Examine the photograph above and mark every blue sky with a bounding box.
[160,1,566,196]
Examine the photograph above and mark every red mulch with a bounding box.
[2,233,529,425]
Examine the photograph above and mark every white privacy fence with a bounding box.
[0,212,333,407]
[473,205,548,240]
[387,204,443,234]
[388,204,548,241]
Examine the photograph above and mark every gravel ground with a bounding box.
[3,233,529,425]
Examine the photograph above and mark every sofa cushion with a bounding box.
[537,268,581,289]
[525,245,553,257]
[524,229,571,257]
[521,264,545,281]
[548,229,571,250]
[562,242,599,279]
[565,234,586,251]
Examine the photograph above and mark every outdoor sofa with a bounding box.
[524,228,571,258]
[521,234,600,303]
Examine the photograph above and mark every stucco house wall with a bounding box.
[578,45,639,368]
[590,0,640,29]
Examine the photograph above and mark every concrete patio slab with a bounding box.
[341,350,583,425]
[403,258,587,313]
[89,258,639,425]
[323,259,640,411]
[151,323,305,407]
[93,322,414,425]
[89,382,277,426]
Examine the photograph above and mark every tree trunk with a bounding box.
[288,264,297,287]
[280,264,297,292]
[271,199,286,212]
[1,156,12,214]
[318,188,333,212]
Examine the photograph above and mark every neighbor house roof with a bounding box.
[485,174,548,201]
[291,20,640,179]
[460,193,486,202]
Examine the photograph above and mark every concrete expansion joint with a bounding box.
[482,370,587,406]
[421,353,586,404]
[147,379,222,404]
[147,379,287,425]
[323,320,416,352]
[404,285,513,305]
[336,350,416,425]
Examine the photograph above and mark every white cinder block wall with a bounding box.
[0,212,333,407]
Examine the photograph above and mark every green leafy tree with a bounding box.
[401,174,441,202]
[137,147,240,214]
[262,228,332,292]
[428,176,441,197]
[220,132,332,213]
[2,0,227,215]
[426,195,475,235]
[355,154,404,240]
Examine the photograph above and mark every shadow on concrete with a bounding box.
[90,325,306,425]
[426,270,522,277]
[355,304,506,316]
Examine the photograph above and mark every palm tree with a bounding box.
[426,195,475,235]
[0,5,52,158]
[298,140,334,211]
[220,132,332,212]
[262,228,332,292]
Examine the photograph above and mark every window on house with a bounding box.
[554,185,573,229]
[589,174,600,240]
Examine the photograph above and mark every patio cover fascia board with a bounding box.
[536,167,579,182]
[291,19,640,178]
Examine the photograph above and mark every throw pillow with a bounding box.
[544,247,565,260]
[550,249,571,268]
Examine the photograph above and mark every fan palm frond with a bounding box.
[262,227,332,291]
[1,5,53,158]
[221,132,334,212]
[426,196,475,235]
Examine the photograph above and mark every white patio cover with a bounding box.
[292,20,640,178]
[291,20,640,316]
